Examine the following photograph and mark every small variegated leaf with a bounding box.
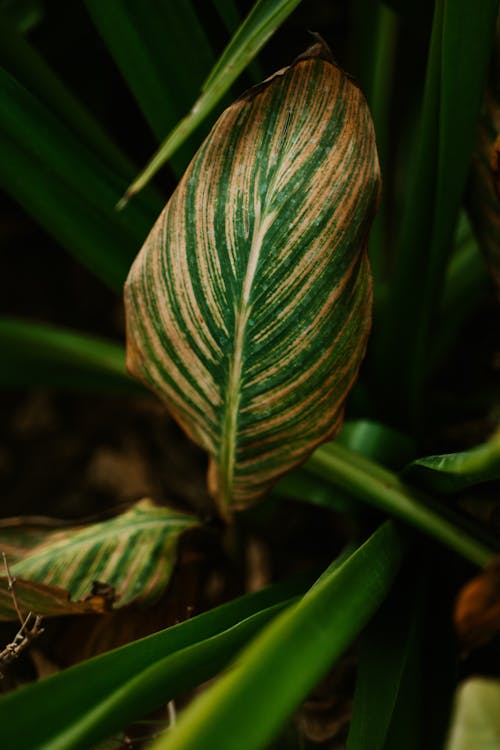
[9,499,197,607]
[125,41,381,517]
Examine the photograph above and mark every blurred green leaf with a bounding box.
[446,678,500,750]
[347,569,425,750]
[306,442,495,566]
[9,499,198,609]
[0,69,158,289]
[85,0,215,177]
[0,318,138,393]
[150,522,404,750]
[337,419,417,469]
[0,576,310,750]
[373,0,498,428]
[403,430,500,494]
[121,0,303,202]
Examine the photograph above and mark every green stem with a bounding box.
[306,443,494,567]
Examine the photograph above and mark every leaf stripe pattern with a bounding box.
[10,500,197,607]
[125,41,381,517]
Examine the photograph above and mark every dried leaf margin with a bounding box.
[125,41,381,518]
[2,499,198,611]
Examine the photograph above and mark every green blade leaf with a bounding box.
[373,0,498,427]
[346,568,426,750]
[121,0,304,201]
[0,69,159,290]
[125,42,380,516]
[402,429,500,494]
[149,522,404,750]
[10,499,198,608]
[446,679,500,750]
[466,22,500,297]
[0,576,311,750]
[0,8,132,179]
[84,0,216,177]
[306,442,495,567]
[0,318,139,393]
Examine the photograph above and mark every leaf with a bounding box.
[0,576,110,620]
[466,21,500,297]
[8,500,198,609]
[125,41,380,517]
[149,522,404,750]
[306,442,495,566]
[372,0,499,427]
[445,678,500,750]
[0,68,159,290]
[337,419,417,469]
[0,575,311,750]
[403,429,500,494]
[121,0,304,201]
[84,0,216,177]
[346,568,426,750]
[0,318,140,393]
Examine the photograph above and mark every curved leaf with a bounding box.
[0,576,312,750]
[149,522,404,750]
[125,42,380,517]
[403,430,500,494]
[10,500,198,608]
[121,0,304,202]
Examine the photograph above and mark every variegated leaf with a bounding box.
[125,40,380,517]
[7,499,197,608]
[467,21,500,296]
[0,577,110,621]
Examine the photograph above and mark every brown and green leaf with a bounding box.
[0,499,197,620]
[125,40,381,518]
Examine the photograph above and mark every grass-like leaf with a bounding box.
[373,0,498,427]
[84,0,216,178]
[402,429,500,494]
[125,41,380,516]
[466,23,500,297]
[0,576,311,750]
[307,442,495,566]
[149,522,404,750]
[120,0,303,202]
[0,318,139,393]
[346,569,425,750]
[9,499,197,608]
[0,69,159,290]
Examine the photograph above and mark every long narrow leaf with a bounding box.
[85,0,215,177]
[121,0,303,202]
[150,522,404,750]
[373,0,498,426]
[306,442,495,566]
[125,41,380,516]
[0,318,138,393]
[0,576,310,750]
[0,70,159,289]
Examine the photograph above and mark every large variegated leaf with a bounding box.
[125,41,380,517]
[7,500,197,608]
[0,577,110,621]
